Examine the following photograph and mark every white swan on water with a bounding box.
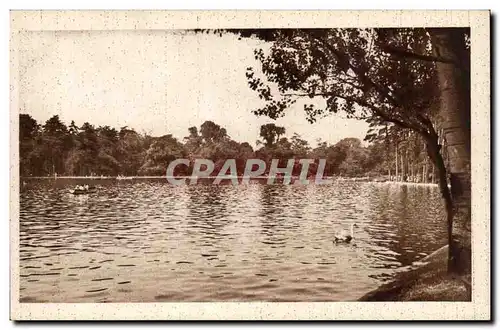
[334,223,358,243]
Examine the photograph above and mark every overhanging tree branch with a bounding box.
[312,36,436,135]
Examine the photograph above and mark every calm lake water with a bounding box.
[19,179,446,302]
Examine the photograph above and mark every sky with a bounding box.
[18,30,369,147]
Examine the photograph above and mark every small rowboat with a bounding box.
[69,186,97,195]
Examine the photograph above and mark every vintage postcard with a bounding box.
[10,10,490,320]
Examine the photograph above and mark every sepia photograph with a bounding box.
[9,10,490,320]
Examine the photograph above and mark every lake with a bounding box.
[18,178,446,302]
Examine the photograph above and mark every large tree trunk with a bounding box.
[430,28,471,275]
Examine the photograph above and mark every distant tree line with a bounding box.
[19,114,436,180]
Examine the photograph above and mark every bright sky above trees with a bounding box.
[18,30,369,147]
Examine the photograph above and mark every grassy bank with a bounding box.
[359,245,471,301]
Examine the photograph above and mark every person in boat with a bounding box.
[84,184,89,190]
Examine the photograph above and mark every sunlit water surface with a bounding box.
[19,179,445,302]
